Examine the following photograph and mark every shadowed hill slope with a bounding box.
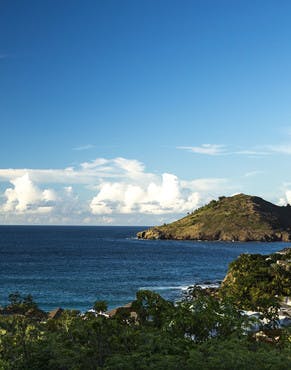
[137,194,291,241]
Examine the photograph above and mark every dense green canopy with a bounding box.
[0,288,290,369]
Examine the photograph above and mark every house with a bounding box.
[107,302,138,321]
[48,307,64,320]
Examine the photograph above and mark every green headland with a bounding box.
[137,193,291,241]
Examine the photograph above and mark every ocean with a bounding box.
[0,226,285,312]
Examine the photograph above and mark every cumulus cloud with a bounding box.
[286,190,291,204]
[90,173,202,215]
[278,190,291,206]
[2,173,56,213]
[0,157,232,224]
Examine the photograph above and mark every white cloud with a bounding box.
[114,157,145,174]
[73,144,95,151]
[177,144,226,156]
[80,157,147,181]
[43,189,57,202]
[0,157,233,224]
[2,173,56,213]
[0,158,149,186]
[235,150,269,156]
[244,170,264,178]
[182,178,228,192]
[80,158,108,170]
[278,190,291,205]
[267,144,291,155]
[237,145,291,156]
[286,190,291,204]
[178,143,291,157]
[90,173,203,215]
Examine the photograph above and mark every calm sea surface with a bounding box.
[0,226,286,311]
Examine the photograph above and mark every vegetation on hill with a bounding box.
[137,194,291,241]
[220,248,291,320]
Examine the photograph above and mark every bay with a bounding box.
[0,226,286,311]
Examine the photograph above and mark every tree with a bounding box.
[93,300,108,313]
[133,290,174,327]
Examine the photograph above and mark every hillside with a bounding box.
[220,247,291,313]
[137,194,291,241]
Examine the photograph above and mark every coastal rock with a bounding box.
[137,193,291,242]
[137,228,166,240]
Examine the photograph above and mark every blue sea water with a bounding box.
[0,226,286,312]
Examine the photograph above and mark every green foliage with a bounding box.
[0,314,44,369]
[93,301,108,313]
[187,336,291,370]
[0,289,290,369]
[3,292,46,320]
[133,290,174,327]
[170,287,246,342]
[220,251,291,322]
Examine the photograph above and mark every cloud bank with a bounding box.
[90,173,201,215]
[0,157,229,225]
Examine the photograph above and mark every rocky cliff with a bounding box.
[137,194,291,241]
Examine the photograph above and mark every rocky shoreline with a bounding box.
[137,227,291,242]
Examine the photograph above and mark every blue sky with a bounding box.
[1,0,291,225]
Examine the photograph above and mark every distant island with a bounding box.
[137,193,291,242]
